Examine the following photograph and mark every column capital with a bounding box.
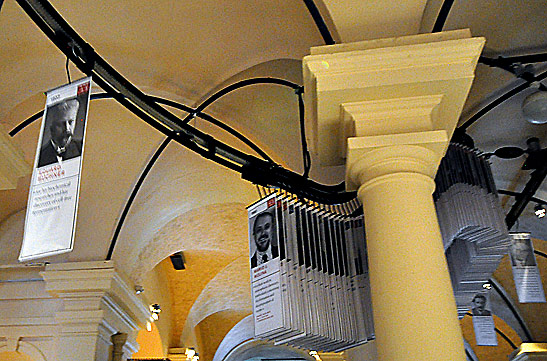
[40,261,149,360]
[303,29,485,167]
[345,131,448,191]
[41,260,150,329]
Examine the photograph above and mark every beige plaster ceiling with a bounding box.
[0,0,546,360]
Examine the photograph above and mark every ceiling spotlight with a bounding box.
[522,88,547,124]
[135,285,144,295]
[309,351,322,361]
[534,203,546,218]
[185,348,196,359]
[149,303,161,313]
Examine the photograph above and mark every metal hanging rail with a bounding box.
[14,0,356,205]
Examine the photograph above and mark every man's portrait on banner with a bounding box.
[38,97,84,168]
[510,238,536,268]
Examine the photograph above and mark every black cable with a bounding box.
[296,88,311,178]
[16,0,356,205]
[535,250,546,259]
[465,349,474,361]
[106,136,172,260]
[301,0,335,45]
[506,162,547,229]
[489,279,533,341]
[9,92,274,163]
[480,53,547,72]
[495,328,518,350]
[181,77,302,124]
[459,69,547,130]
[147,95,274,163]
[65,56,71,83]
[497,190,546,205]
[432,0,455,33]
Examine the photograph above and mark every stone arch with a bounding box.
[126,202,250,284]
[0,339,48,361]
[17,341,47,361]
[181,255,252,345]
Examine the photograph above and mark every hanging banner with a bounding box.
[19,77,92,262]
[509,233,546,303]
[471,291,497,346]
[248,194,284,337]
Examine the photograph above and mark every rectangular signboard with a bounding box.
[19,77,92,262]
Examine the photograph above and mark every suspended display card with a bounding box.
[19,77,91,261]
[248,194,284,337]
[509,233,546,303]
[248,193,373,352]
[471,291,497,346]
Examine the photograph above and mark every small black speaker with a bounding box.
[170,252,185,270]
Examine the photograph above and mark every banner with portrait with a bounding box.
[509,233,546,303]
[471,291,497,346]
[19,77,92,262]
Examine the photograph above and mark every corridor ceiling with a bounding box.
[0,0,545,359]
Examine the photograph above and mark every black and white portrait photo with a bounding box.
[37,97,85,168]
[471,293,492,316]
[250,210,279,268]
[510,238,536,268]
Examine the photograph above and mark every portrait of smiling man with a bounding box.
[250,210,279,268]
[38,98,82,167]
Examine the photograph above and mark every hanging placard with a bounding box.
[19,77,92,261]
[509,233,546,303]
[471,291,497,346]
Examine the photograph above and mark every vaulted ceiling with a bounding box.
[0,0,545,360]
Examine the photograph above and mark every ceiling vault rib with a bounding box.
[106,136,172,261]
[301,0,335,45]
[432,0,455,33]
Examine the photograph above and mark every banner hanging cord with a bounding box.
[297,87,311,179]
[65,56,71,83]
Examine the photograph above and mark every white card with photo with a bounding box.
[510,233,546,303]
[470,292,497,346]
[248,194,284,337]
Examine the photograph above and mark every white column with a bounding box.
[303,30,485,361]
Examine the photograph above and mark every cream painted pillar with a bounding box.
[41,261,150,361]
[303,30,485,361]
